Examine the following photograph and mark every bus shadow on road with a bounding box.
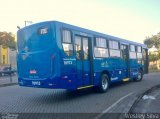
[109,81,133,89]
[30,82,135,104]
[29,88,97,104]
[28,79,143,105]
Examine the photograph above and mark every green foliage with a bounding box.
[0,31,16,49]
[144,37,153,48]
[144,32,160,61]
[144,32,160,49]
[149,53,158,63]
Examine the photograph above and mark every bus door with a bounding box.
[121,44,130,78]
[143,48,149,73]
[75,36,93,87]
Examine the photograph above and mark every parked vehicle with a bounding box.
[0,66,17,76]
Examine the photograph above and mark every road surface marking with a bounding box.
[95,92,133,119]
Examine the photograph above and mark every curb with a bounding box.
[0,83,18,88]
[129,84,160,113]
[95,84,160,119]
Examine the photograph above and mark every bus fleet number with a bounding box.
[64,61,72,65]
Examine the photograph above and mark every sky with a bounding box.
[0,0,160,43]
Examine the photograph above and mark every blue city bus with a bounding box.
[17,21,148,92]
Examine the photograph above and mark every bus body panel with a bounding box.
[17,21,148,90]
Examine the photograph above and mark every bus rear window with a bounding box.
[17,25,52,52]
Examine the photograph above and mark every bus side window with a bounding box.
[94,37,108,58]
[109,40,120,57]
[137,46,142,64]
[129,45,137,59]
[75,36,82,60]
[83,38,89,60]
[62,29,73,56]
[142,48,147,65]
[121,45,127,60]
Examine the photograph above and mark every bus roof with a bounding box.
[18,20,147,48]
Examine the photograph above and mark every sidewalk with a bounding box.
[131,85,160,113]
[96,84,160,119]
[0,75,18,87]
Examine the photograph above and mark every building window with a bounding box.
[109,40,119,50]
[62,29,73,56]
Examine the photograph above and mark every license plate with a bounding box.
[32,81,41,86]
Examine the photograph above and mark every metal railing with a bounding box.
[0,64,17,85]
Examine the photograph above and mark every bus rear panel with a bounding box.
[17,22,61,89]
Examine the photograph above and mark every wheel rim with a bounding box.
[137,72,142,80]
[102,76,108,90]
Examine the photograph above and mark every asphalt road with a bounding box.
[0,73,160,118]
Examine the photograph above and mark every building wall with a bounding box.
[0,45,9,65]
[8,49,17,67]
[1,46,9,64]
[0,45,2,64]
[0,45,17,67]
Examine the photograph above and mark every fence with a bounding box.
[0,64,18,86]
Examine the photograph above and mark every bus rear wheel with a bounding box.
[96,74,109,93]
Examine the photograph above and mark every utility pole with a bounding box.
[25,21,33,27]
[9,64,12,83]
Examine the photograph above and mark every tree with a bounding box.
[0,31,16,49]
[144,32,160,49]
[149,53,159,69]
[149,53,157,63]
[144,32,160,61]
[144,37,153,48]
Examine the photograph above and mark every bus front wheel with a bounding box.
[96,73,110,93]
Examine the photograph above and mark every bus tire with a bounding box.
[96,73,109,93]
[134,69,143,82]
